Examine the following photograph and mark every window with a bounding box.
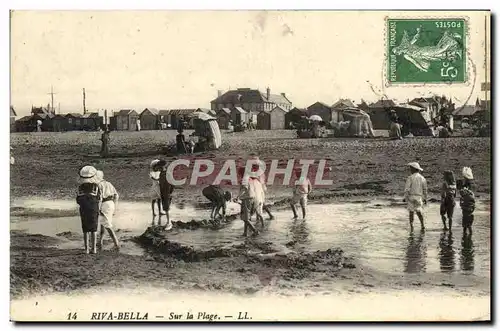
[75,119,81,126]
[68,118,73,124]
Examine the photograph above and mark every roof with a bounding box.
[169,109,197,116]
[17,115,33,122]
[10,106,16,116]
[270,106,288,113]
[221,108,231,115]
[369,99,397,108]
[410,97,439,105]
[196,108,217,116]
[81,112,100,118]
[289,107,308,113]
[211,88,292,105]
[453,105,477,117]
[65,113,82,118]
[142,108,159,115]
[37,113,54,119]
[396,103,425,112]
[158,110,171,116]
[232,107,247,114]
[332,99,356,109]
[116,109,138,116]
[307,101,332,109]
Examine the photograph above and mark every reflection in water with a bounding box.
[460,233,475,272]
[404,230,427,273]
[438,232,455,272]
[288,220,311,247]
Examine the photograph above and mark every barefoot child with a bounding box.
[440,170,457,231]
[404,162,428,231]
[458,167,475,235]
[76,166,101,254]
[96,170,120,251]
[291,168,312,219]
[149,159,166,224]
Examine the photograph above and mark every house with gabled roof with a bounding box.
[140,108,160,130]
[112,109,139,131]
[307,101,341,123]
[210,87,293,119]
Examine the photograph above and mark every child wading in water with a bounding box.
[76,166,102,254]
[404,162,428,231]
[458,167,475,235]
[291,168,312,219]
[440,170,457,231]
[96,170,120,251]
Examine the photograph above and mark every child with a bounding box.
[404,162,428,231]
[440,170,457,231]
[458,167,475,235]
[96,170,120,251]
[76,165,102,254]
[176,128,187,154]
[250,155,275,220]
[149,159,166,224]
[291,168,312,219]
[202,184,232,221]
[237,167,261,236]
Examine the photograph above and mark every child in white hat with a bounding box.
[76,165,101,254]
[458,167,475,235]
[404,162,428,231]
[96,170,120,251]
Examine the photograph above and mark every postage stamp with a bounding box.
[9,10,491,323]
[387,18,467,84]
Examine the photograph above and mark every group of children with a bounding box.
[75,156,477,252]
[404,162,476,235]
[76,165,121,254]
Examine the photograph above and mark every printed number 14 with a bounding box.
[441,61,458,78]
[67,312,77,320]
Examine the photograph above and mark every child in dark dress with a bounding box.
[458,167,475,236]
[440,170,457,231]
[176,128,187,154]
[76,166,102,254]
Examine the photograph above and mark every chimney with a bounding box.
[281,92,286,98]
[266,87,270,100]
[217,90,222,97]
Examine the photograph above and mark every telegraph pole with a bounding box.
[47,85,57,113]
[83,88,87,114]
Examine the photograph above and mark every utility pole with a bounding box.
[47,85,57,114]
[83,88,87,114]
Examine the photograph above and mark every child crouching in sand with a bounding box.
[291,168,312,220]
[404,162,427,231]
[76,166,101,254]
[440,170,457,231]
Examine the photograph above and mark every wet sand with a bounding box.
[9,131,491,321]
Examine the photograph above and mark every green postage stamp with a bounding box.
[387,18,467,84]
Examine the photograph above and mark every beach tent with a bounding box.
[339,108,375,138]
[190,112,222,150]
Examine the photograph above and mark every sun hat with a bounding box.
[78,165,98,184]
[462,167,473,180]
[408,162,423,172]
[150,159,161,168]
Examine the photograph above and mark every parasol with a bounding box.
[309,115,323,122]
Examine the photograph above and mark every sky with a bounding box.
[10,10,490,116]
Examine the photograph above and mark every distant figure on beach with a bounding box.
[389,109,402,140]
[176,128,187,154]
[440,170,457,231]
[76,166,101,254]
[96,170,120,251]
[290,168,312,220]
[202,184,232,222]
[100,129,110,157]
[404,162,428,231]
[458,167,475,236]
[149,159,166,225]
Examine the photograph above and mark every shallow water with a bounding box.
[10,198,490,278]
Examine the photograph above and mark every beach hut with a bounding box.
[81,113,103,131]
[140,108,160,130]
[65,113,83,131]
[230,107,248,126]
[113,109,139,131]
[44,114,69,132]
[216,108,231,129]
[257,106,288,130]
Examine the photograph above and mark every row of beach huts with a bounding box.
[11,87,490,134]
